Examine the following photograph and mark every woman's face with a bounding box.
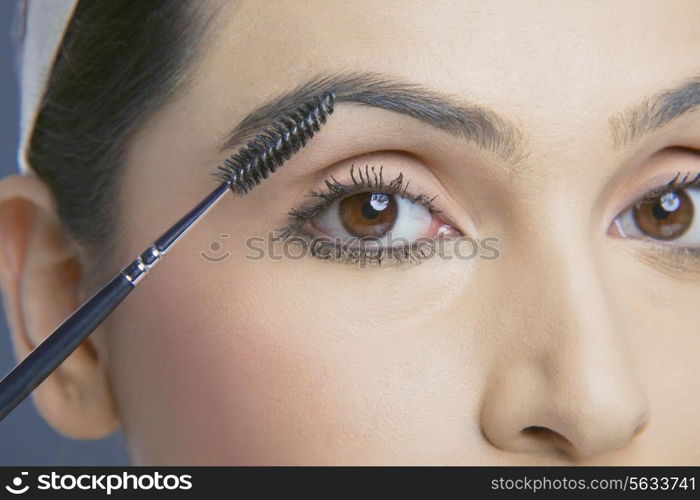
[99,0,700,464]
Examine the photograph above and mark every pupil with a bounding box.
[651,203,669,220]
[361,202,378,219]
[361,201,378,219]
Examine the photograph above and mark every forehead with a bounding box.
[199,0,699,121]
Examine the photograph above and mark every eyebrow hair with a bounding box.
[220,71,527,166]
[222,71,700,165]
[609,74,700,148]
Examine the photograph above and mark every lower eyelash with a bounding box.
[633,242,700,277]
[299,230,441,268]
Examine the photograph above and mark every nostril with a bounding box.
[521,426,572,452]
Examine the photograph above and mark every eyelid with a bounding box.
[279,148,480,241]
[608,169,700,227]
[635,171,700,206]
[607,148,700,219]
[621,171,700,217]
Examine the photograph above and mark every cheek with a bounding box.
[105,260,345,463]
[104,225,483,464]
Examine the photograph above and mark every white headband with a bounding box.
[17,0,79,174]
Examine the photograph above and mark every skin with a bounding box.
[0,0,699,464]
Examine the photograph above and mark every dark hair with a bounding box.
[20,0,217,256]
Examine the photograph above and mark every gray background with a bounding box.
[0,0,129,465]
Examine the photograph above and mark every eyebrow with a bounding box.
[609,74,700,148]
[221,71,700,164]
[220,71,527,166]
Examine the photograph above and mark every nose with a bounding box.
[479,236,650,460]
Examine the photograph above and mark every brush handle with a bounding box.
[0,183,230,422]
[0,274,133,420]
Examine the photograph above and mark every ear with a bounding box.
[0,174,119,438]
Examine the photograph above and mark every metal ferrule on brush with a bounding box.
[121,246,162,285]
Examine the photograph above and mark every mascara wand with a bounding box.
[0,91,335,421]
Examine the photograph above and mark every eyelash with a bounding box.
[277,165,443,266]
[634,170,700,208]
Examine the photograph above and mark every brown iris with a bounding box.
[339,192,398,238]
[633,189,694,240]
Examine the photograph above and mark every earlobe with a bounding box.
[0,174,119,438]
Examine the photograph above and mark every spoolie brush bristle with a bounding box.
[214,91,336,195]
